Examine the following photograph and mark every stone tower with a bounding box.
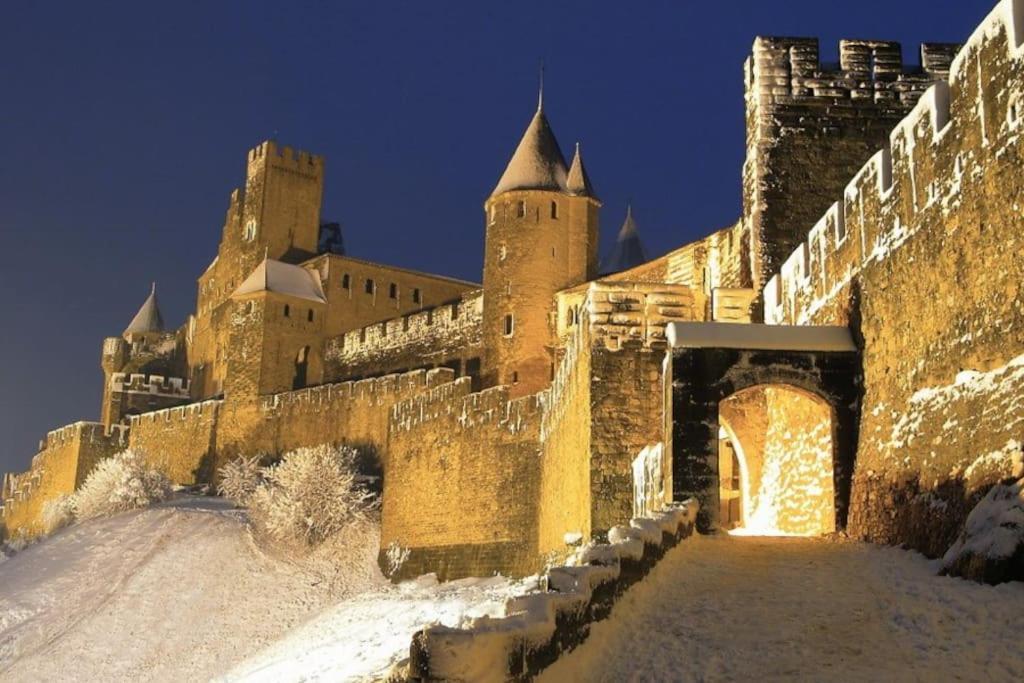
[481,98,600,396]
[742,38,958,303]
[224,258,327,400]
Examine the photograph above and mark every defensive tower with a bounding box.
[481,93,601,396]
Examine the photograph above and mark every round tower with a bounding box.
[481,97,600,396]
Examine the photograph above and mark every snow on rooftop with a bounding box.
[232,258,327,303]
[491,107,569,197]
[667,322,856,352]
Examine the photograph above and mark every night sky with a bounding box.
[0,1,994,475]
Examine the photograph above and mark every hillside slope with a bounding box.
[0,497,530,682]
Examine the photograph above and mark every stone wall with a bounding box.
[324,290,483,384]
[385,379,546,580]
[127,401,223,485]
[765,0,1024,556]
[744,36,957,293]
[2,423,128,539]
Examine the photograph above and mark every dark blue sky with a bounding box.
[0,1,993,473]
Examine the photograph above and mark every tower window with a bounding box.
[389,283,398,299]
[512,371,519,384]
[284,304,290,317]
[412,288,421,304]
[516,201,526,218]
[244,219,257,241]
[307,309,314,322]
[365,278,375,294]
[551,201,558,219]
[342,274,350,289]
[504,314,514,336]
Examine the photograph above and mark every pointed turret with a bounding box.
[491,95,569,197]
[566,142,596,198]
[123,283,165,337]
[600,205,648,274]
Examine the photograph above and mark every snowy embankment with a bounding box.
[0,496,528,682]
[541,534,1024,682]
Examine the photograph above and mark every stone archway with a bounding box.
[667,322,861,532]
[719,384,836,535]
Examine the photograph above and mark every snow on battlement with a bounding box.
[765,0,1024,326]
[110,373,190,397]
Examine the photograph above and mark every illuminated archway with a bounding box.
[719,385,835,536]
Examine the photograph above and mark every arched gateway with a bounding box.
[667,322,862,533]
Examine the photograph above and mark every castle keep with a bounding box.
[5,1,1024,583]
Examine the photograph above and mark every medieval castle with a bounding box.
[4,1,1024,582]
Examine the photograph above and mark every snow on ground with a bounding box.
[541,534,1024,682]
[0,496,531,682]
[223,574,537,682]
[0,496,367,681]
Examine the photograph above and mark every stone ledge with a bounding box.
[399,500,698,682]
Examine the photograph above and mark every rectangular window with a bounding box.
[516,201,526,218]
[307,310,314,322]
[551,201,558,219]
[504,314,514,336]
[284,304,290,317]
[365,278,375,294]
[342,274,350,289]
[412,288,421,304]
[389,283,398,299]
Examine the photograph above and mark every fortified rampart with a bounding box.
[744,35,959,296]
[1,422,127,537]
[764,0,1024,556]
[381,283,682,580]
[324,290,483,384]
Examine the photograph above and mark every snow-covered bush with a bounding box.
[242,444,378,549]
[942,477,1024,584]
[218,455,264,506]
[72,450,172,521]
[41,494,76,534]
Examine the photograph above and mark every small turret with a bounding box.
[124,283,165,339]
[600,205,648,274]
[491,98,569,197]
[566,142,596,198]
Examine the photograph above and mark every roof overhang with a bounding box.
[667,322,857,353]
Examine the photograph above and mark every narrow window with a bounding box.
[512,370,519,384]
[551,201,558,219]
[284,304,290,317]
[504,314,514,336]
[412,288,421,304]
[516,201,526,218]
[342,274,350,289]
[365,278,375,294]
[307,309,314,322]
[389,283,398,299]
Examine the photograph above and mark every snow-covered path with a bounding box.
[542,534,1024,682]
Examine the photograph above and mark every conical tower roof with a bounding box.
[491,99,569,197]
[124,283,165,336]
[566,142,596,198]
[600,205,648,274]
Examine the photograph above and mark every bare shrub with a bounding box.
[41,494,76,534]
[72,450,172,521]
[235,444,378,550]
[218,455,264,506]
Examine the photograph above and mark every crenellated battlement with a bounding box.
[110,373,190,397]
[247,140,323,176]
[765,0,1024,326]
[556,281,696,350]
[390,377,546,436]
[260,367,455,415]
[327,290,483,362]
[748,37,959,104]
[125,399,222,428]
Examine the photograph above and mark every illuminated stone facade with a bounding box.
[5,2,1024,583]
